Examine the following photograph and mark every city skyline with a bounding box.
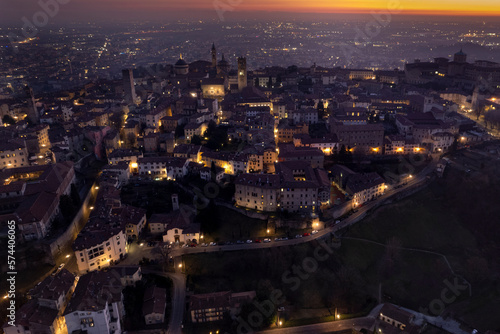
[1,0,500,25]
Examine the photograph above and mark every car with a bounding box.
[236,240,244,244]
[263,238,271,243]
[182,244,189,248]
[225,241,234,245]
[335,220,341,225]
[218,241,225,246]
[189,243,197,247]
[274,237,281,241]
[303,232,310,237]
[209,242,217,246]
[58,263,65,270]
[254,239,261,243]
[295,234,302,239]
[312,230,318,235]
[201,243,208,247]
[246,240,253,244]
[282,237,288,240]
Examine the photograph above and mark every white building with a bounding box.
[64,271,125,334]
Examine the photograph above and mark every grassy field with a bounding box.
[344,165,500,330]
[183,163,500,331]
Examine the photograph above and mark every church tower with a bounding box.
[237,57,247,92]
[211,43,217,68]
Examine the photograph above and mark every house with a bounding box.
[143,286,167,325]
[0,162,76,242]
[278,143,325,168]
[184,122,208,142]
[109,266,143,286]
[200,166,225,183]
[162,211,200,244]
[377,304,419,332]
[234,161,331,213]
[189,291,256,323]
[29,268,76,311]
[64,270,125,334]
[3,300,62,334]
[0,140,29,169]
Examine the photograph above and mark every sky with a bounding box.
[0,0,499,25]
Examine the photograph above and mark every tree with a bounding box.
[70,184,81,206]
[127,133,137,147]
[2,115,16,125]
[210,161,217,182]
[59,195,78,224]
[317,101,325,120]
[267,76,273,89]
[174,124,185,138]
[276,74,282,87]
[190,135,202,145]
[338,145,348,163]
[287,65,298,74]
[151,242,171,272]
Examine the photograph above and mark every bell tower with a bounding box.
[211,43,217,68]
[237,57,247,92]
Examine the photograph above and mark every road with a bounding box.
[165,156,437,258]
[141,267,186,334]
[257,317,375,334]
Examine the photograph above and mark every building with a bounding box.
[377,304,421,333]
[174,55,189,75]
[278,143,324,168]
[189,291,256,323]
[3,269,77,334]
[293,133,339,155]
[329,121,384,155]
[64,270,125,334]
[143,286,167,325]
[200,166,225,183]
[0,140,29,168]
[234,174,281,212]
[29,268,76,311]
[3,300,62,334]
[201,78,226,100]
[146,108,167,130]
[73,193,143,273]
[184,122,208,142]
[162,211,201,244]
[277,123,309,143]
[235,161,330,213]
[137,156,189,180]
[0,162,76,242]
[331,165,386,207]
[119,205,147,240]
